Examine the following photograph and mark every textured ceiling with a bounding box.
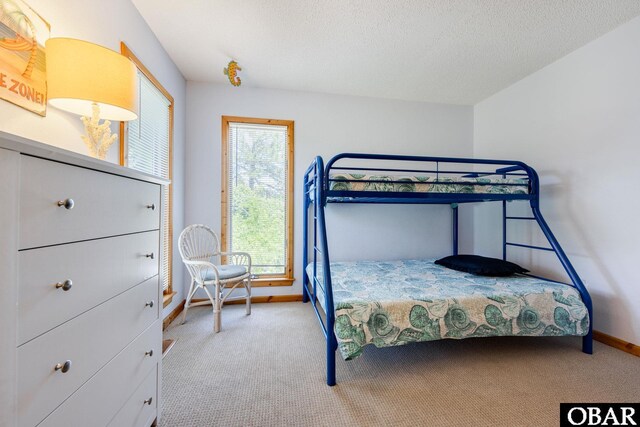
[131,0,640,105]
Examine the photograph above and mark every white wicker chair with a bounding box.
[178,224,252,332]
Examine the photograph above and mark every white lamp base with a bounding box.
[81,103,118,160]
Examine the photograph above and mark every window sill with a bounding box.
[163,291,177,308]
[251,277,295,287]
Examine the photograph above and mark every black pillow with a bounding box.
[435,254,528,277]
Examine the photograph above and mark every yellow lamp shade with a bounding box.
[46,38,138,121]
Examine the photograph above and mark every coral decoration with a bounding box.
[224,60,242,86]
[80,103,118,160]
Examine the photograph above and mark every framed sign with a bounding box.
[0,0,49,116]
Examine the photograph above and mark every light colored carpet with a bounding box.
[160,302,639,427]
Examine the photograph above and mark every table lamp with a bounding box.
[46,38,138,160]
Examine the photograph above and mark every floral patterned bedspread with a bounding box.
[328,173,528,194]
[306,259,589,360]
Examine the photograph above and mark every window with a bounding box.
[221,116,294,286]
[120,43,174,305]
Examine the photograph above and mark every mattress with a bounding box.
[306,259,589,360]
[328,173,529,195]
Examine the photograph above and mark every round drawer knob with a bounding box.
[145,300,154,308]
[57,198,75,210]
[145,349,154,357]
[54,360,72,373]
[146,203,156,211]
[144,397,153,405]
[55,279,73,291]
[145,253,155,260]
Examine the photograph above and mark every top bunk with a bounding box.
[305,153,540,205]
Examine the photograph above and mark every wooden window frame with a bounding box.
[221,116,294,287]
[119,42,175,306]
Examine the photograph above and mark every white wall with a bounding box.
[186,83,473,297]
[474,16,640,344]
[0,0,187,319]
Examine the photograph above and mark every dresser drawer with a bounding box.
[39,321,160,427]
[108,367,158,427]
[19,155,160,249]
[18,231,159,345]
[18,277,159,427]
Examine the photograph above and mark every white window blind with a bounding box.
[126,70,172,292]
[227,122,288,276]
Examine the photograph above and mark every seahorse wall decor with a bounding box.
[224,60,241,87]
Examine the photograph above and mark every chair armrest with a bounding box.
[183,259,219,282]
[219,251,252,269]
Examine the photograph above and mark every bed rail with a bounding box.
[324,152,539,204]
[303,153,593,386]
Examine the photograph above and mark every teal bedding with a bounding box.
[306,259,589,360]
[328,173,528,194]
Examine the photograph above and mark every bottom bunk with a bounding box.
[306,259,589,362]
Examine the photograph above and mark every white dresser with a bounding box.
[0,132,166,427]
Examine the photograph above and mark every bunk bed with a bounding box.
[302,153,593,386]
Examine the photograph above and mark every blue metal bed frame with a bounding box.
[302,153,593,386]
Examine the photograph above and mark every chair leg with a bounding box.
[214,282,222,332]
[245,277,251,316]
[181,280,196,325]
[201,285,218,332]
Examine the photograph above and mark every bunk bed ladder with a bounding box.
[302,156,338,386]
[501,200,538,260]
[501,173,593,354]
